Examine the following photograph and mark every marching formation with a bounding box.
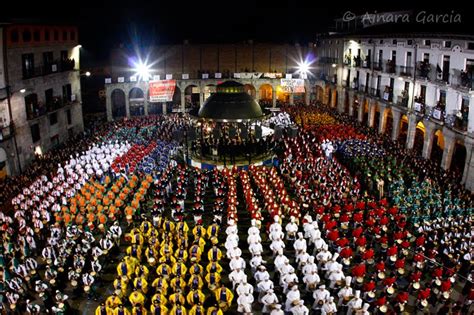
[0,103,472,315]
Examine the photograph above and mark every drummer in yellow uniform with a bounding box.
[113,304,131,315]
[172,259,187,278]
[151,277,169,295]
[207,222,220,240]
[95,302,113,315]
[113,275,128,297]
[169,302,187,315]
[170,276,187,292]
[129,290,145,307]
[206,304,224,315]
[150,299,168,314]
[187,288,206,305]
[205,272,221,291]
[188,273,205,290]
[117,258,133,279]
[169,288,186,305]
[131,304,147,315]
[192,223,206,239]
[106,293,122,309]
[207,245,223,262]
[214,284,233,311]
[133,277,148,294]
[189,303,206,315]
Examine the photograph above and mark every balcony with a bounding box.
[353,56,362,68]
[0,124,15,142]
[452,70,474,91]
[385,60,396,74]
[451,110,469,132]
[362,58,371,69]
[416,61,433,80]
[26,94,77,120]
[343,56,352,67]
[413,98,426,115]
[369,88,380,98]
[397,93,410,108]
[318,57,338,64]
[373,61,383,72]
[430,103,446,122]
[358,84,368,94]
[398,66,414,77]
[22,58,76,80]
[381,90,394,103]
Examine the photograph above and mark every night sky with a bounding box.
[2,4,473,66]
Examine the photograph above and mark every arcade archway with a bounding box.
[111,89,126,118]
[398,115,409,144]
[430,130,444,166]
[129,87,145,116]
[414,121,425,156]
[450,141,467,178]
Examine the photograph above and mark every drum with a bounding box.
[397,268,405,275]
[148,257,156,265]
[50,279,56,285]
[122,276,129,282]
[219,302,227,309]
[378,272,386,280]
[103,250,109,255]
[387,286,395,295]
[84,285,91,293]
[91,272,97,277]
[318,300,324,306]
[399,303,405,312]
[31,270,37,275]
[115,289,122,296]
[381,243,388,249]
[25,276,31,282]
[58,267,64,273]
[413,282,420,290]
[367,259,374,265]
[58,303,64,309]
[71,280,78,287]
[126,215,132,221]
[308,283,316,290]
[10,304,16,310]
[421,300,428,307]
[336,280,344,286]
[39,292,45,298]
[435,279,441,286]
[47,259,52,265]
[76,268,82,274]
[368,291,375,298]
[450,277,455,283]
[379,305,387,313]
[343,258,351,266]
[209,284,217,291]
[389,255,397,262]
[356,277,363,284]
[442,292,450,299]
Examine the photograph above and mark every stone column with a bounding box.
[462,137,474,189]
[368,100,376,128]
[348,91,354,117]
[378,104,387,134]
[357,97,364,123]
[144,99,149,116]
[421,121,436,159]
[106,91,113,121]
[272,88,277,108]
[441,128,456,171]
[305,90,310,105]
[405,113,418,150]
[289,93,294,105]
[162,103,167,115]
[337,87,345,113]
[391,108,402,141]
[199,87,204,107]
[125,97,131,118]
[180,90,186,112]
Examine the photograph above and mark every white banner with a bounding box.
[414,102,422,112]
[130,76,137,82]
[105,78,112,84]
[153,75,160,81]
[202,73,209,79]
[280,78,305,93]
[182,73,189,79]
[285,74,292,79]
[234,73,241,78]
[166,74,173,80]
[0,100,10,128]
[215,73,222,79]
[433,108,442,120]
[118,77,124,83]
[263,73,283,79]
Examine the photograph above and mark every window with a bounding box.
[380,40,384,44]
[368,39,373,44]
[62,84,72,102]
[50,135,59,147]
[23,29,32,42]
[467,42,474,50]
[62,31,68,41]
[24,93,39,119]
[60,50,68,61]
[424,40,431,46]
[439,90,446,104]
[423,53,430,63]
[49,113,58,125]
[70,30,75,40]
[444,41,451,48]
[66,109,72,125]
[43,52,54,68]
[22,53,35,78]
[45,88,54,107]
[54,30,59,41]
[33,30,40,41]
[420,85,426,102]
[393,39,397,45]
[10,29,19,42]
[407,40,413,45]
[31,124,40,143]
[44,30,50,41]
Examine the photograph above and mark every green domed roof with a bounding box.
[197,81,264,120]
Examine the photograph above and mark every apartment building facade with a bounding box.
[0,24,84,177]
[315,33,474,191]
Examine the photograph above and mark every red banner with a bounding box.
[149,80,176,102]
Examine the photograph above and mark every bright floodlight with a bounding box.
[134,62,151,81]
[85,71,91,77]
[20,88,26,93]
[298,61,310,74]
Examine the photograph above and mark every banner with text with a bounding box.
[280,78,305,93]
[149,80,176,102]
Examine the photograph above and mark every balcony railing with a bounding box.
[397,93,409,107]
[22,58,76,79]
[413,100,426,114]
[381,90,393,103]
[373,61,383,71]
[318,57,338,64]
[370,88,380,98]
[398,66,414,77]
[353,57,362,68]
[26,94,77,120]
[431,107,445,122]
[362,59,371,69]
[358,84,368,94]
[416,61,434,80]
[452,70,474,91]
